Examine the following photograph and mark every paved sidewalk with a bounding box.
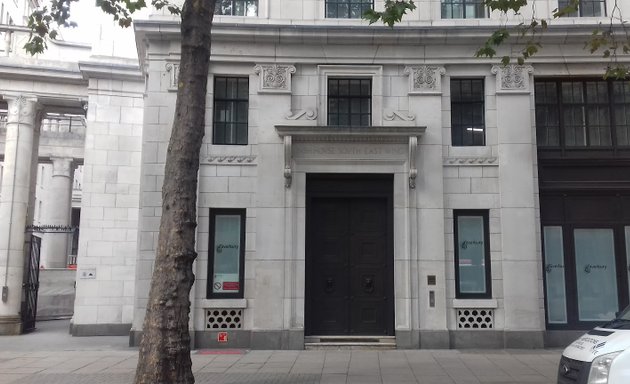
[0,320,561,384]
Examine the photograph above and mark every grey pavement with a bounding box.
[0,320,562,384]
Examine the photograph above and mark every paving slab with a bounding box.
[0,320,562,384]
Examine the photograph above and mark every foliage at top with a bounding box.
[25,0,179,54]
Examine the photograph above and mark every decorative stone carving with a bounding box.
[165,62,180,91]
[204,155,257,165]
[283,136,292,188]
[254,64,296,93]
[408,136,418,189]
[5,95,41,125]
[404,65,446,94]
[285,109,317,120]
[384,109,415,122]
[443,157,499,166]
[491,64,533,93]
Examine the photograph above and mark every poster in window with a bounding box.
[212,214,241,294]
[457,216,486,294]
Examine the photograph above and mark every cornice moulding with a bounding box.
[78,60,144,81]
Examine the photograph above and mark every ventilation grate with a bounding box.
[206,309,243,329]
[457,309,494,329]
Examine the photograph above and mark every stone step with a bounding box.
[304,335,396,350]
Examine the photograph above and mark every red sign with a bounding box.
[222,282,240,291]
[218,332,228,343]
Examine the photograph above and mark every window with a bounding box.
[215,0,258,16]
[454,210,491,299]
[450,78,485,146]
[207,209,246,299]
[558,0,605,17]
[328,78,371,126]
[535,79,630,149]
[213,77,248,145]
[326,0,373,18]
[441,0,486,18]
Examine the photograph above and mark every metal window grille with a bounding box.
[213,77,249,145]
[558,0,606,17]
[325,0,373,19]
[206,309,243,329]
[450,79,485,146]
[457,309,494,329]
[327,78,372,127]
[216,0,258,16]
[441,0,487,19]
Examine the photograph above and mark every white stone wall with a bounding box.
[73,74,144,330]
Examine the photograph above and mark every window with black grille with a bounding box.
[558,0,605,17]
[328,78,371,127]
[326,0,373,18]
[535,79,630,150]
[441,0,486,18]
[213,77,248,145]
[215,0,258,16]
[450,78,485,146]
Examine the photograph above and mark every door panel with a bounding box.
[307,195,392,336]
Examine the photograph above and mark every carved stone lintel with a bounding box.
[165,62,180,91]
[409,136,418,189]
[384,109,415,122]
[491,64,534,93]
[404,65,446,94]
[254,64,296,93]
[283,135,292,188]
[285,109,317,121]
[443,157,498,166]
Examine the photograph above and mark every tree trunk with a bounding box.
[134,0,214,383]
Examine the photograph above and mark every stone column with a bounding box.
[39,157,74,269]
[492,65,544,347]
[0,95,41,335]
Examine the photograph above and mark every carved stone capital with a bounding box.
[254,64,296,93]
[5,95,40,125]
[51,157,74,178]
[404,65,446,94]
[491,64,534,94]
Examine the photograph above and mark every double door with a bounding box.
[305,177,394,336]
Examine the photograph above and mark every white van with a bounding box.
[558,305,630,384]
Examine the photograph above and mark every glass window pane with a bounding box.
[574,228,618,321]
[457,216,487,294]
[212,215,241,294]
[543,227,568,324]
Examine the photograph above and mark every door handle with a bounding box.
[325,277,335,294]
[363,276,375,293]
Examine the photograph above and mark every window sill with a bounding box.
[452,299,497,309]
[200,299,247,309]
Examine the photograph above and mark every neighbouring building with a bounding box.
[1,0,629,349]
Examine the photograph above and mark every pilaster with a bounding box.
[491,64,544,339]
[0,95,41,335]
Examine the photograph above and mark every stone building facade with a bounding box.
[1,0,630,349]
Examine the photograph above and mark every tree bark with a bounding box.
[134,0,214,383]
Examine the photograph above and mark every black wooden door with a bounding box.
[307,196,392,335]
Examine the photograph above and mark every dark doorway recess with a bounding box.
[305,174,394,336]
